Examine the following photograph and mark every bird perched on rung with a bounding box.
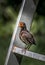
[18,22,36,53]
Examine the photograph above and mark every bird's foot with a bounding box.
[21,48,26,54]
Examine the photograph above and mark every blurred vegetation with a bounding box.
[0,0,21,65]
[0,0,45,65]
[30,15,45,54]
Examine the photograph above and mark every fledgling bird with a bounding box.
[18,22,36,53]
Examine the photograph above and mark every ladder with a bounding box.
[4,0,45,65]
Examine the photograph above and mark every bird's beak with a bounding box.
[18,22,24,27]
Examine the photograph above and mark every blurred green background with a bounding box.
[0,0,45,65]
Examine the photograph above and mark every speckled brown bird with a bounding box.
[18,22,36,52]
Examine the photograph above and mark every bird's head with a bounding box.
[18,22,26,29]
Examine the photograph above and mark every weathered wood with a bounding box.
[4,0,25,65]
[12,46,45,62]
[4,0,39,65]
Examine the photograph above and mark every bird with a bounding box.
[18,22,36,53]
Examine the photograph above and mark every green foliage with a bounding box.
[0,0,45,65]
[0,9,17,36]
[30,14,45,54]
[31,15,45,35]
[0,1,18,65]
[37,0,45,16]
[21,56,45,65]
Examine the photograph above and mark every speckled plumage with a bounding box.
[19,30,35,45]
[19,22,36,50]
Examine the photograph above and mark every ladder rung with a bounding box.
[12,46,45,62]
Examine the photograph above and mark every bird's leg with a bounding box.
[21,48,26,54]
[21,45,28,54]
[21,45,29,54]
[21,44,32,54]
[25,44,32,51]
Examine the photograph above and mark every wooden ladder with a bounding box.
[4,0,45,65]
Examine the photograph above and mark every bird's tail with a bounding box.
[33,42,36,45]
[33,39,36,45]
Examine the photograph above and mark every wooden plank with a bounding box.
[12,46,45,62]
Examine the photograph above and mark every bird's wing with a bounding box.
[21,30,35,45]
